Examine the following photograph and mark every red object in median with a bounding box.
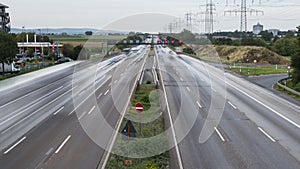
[135,102,144,114]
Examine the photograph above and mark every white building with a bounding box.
[268,29,280,37]
[253,23,263,35]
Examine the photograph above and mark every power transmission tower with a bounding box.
[199,0,216,34]
[185,11,193,32]
[224,0,263,32]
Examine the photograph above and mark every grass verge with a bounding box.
[229,67,289,76]
[107,84,169,169]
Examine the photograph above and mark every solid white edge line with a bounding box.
[196,101,202,108]
[55,135,71,154]
[3,136,26,154]
[155,49,184,169]
[88,106,96,115]
[100,48,149,169]
[214,127,225,142]
[53,106,64,116]
[228,101,237,109]
[258,127,276,142]
[224,79,300,129]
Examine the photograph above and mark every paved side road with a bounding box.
[246,74,300,106]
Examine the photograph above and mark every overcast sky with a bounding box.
[2,0,300,33]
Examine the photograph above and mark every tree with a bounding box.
[73,45,83,60]
[61,44,74,58]
[259,31,273,42]
[273,37,297,56]
[85,31,93,36]
[0,31,17,73]
[291,26,300,85]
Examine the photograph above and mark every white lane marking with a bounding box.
[214,127,225,142]
[88,106,96,115]
[154,49,184,169]
[228,101,237,109]
[0,86,64,125]
[68,76,111,116]
[211,87,217,92]
[104,90,110,96]
[1,88,72,134]
[0,79,63,110]
[196,101,202,108]
[78,111,87,120]
[120,73,124,77]
[3,136,26,154]
[97,93,103,99]
[258,127,276,142]
[55,135,71,154]
[53,106,64,116]
[108,83,112,86]
[186,87,191,92]
[78,89,85,96]
[200,78,204,82]
[114,80,118,84]
[224,80,300,129]
[101,48,150,169]
[180,77,183,81]
[176,71,179,75]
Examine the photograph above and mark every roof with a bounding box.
[0,3,9,8]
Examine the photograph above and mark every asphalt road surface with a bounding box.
[155,45,300,169]
[0,46,150,169]
[1,44,300,169]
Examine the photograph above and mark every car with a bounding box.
[54,57,74,64]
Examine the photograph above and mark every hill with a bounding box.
[193,45,290,65]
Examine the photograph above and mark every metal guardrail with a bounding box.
[277,78,300,97]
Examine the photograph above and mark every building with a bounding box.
[0,3,10,32]
[253,22,263,35]
[17,34,63,56]
[268,29,280,37]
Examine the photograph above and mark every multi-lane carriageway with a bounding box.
[0,44,300,169]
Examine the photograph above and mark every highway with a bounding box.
[1,43,300,169]
[155,45,300,169]
[0,45,150,169]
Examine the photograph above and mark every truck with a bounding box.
[0,62,21,74]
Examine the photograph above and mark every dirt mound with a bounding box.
[193,45,290,65]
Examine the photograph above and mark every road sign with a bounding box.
[122,120,136,138]
[135,102,144,113]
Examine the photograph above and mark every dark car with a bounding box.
[54,57,73,64]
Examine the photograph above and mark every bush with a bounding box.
[294,83,300,92]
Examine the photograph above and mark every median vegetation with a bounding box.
[107,84,169,169]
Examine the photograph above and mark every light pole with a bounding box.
[254,60,257,75]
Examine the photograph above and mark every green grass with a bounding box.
[274,84,300,101]
[229,67,289,76]
[107,84,169,169]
